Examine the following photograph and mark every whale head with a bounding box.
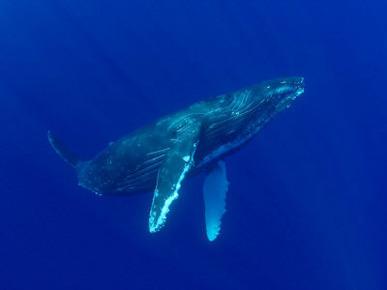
[262,76,305,112]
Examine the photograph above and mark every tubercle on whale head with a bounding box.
[259,76,305,112]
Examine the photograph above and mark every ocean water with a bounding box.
[1,0,386,289]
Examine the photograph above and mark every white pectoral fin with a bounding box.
[203,160,229,241]
[148,121,200,233]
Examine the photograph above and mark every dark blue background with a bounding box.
[1,0,386,289]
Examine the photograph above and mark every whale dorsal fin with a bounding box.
[203,160,229,241]
[148,120,201,233]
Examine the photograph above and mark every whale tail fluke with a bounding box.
[48,131,84,168]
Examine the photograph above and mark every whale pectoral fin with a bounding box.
[203,160,229,241]
[148,121,200,233]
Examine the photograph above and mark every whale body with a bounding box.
[48,77,305,241]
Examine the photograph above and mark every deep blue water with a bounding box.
[1,0,387,289]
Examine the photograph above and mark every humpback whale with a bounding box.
[48,77,304,241]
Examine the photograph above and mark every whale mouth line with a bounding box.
[289,77,305,100]
[275,87,305,111]
[295,87,305,98]
[293,77,304,93]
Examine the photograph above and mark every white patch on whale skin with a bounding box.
[149,189,179,233]
[203,160,228,241]
[149,144,197,233]
[275,87,305,111]
[149,162,190,233]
